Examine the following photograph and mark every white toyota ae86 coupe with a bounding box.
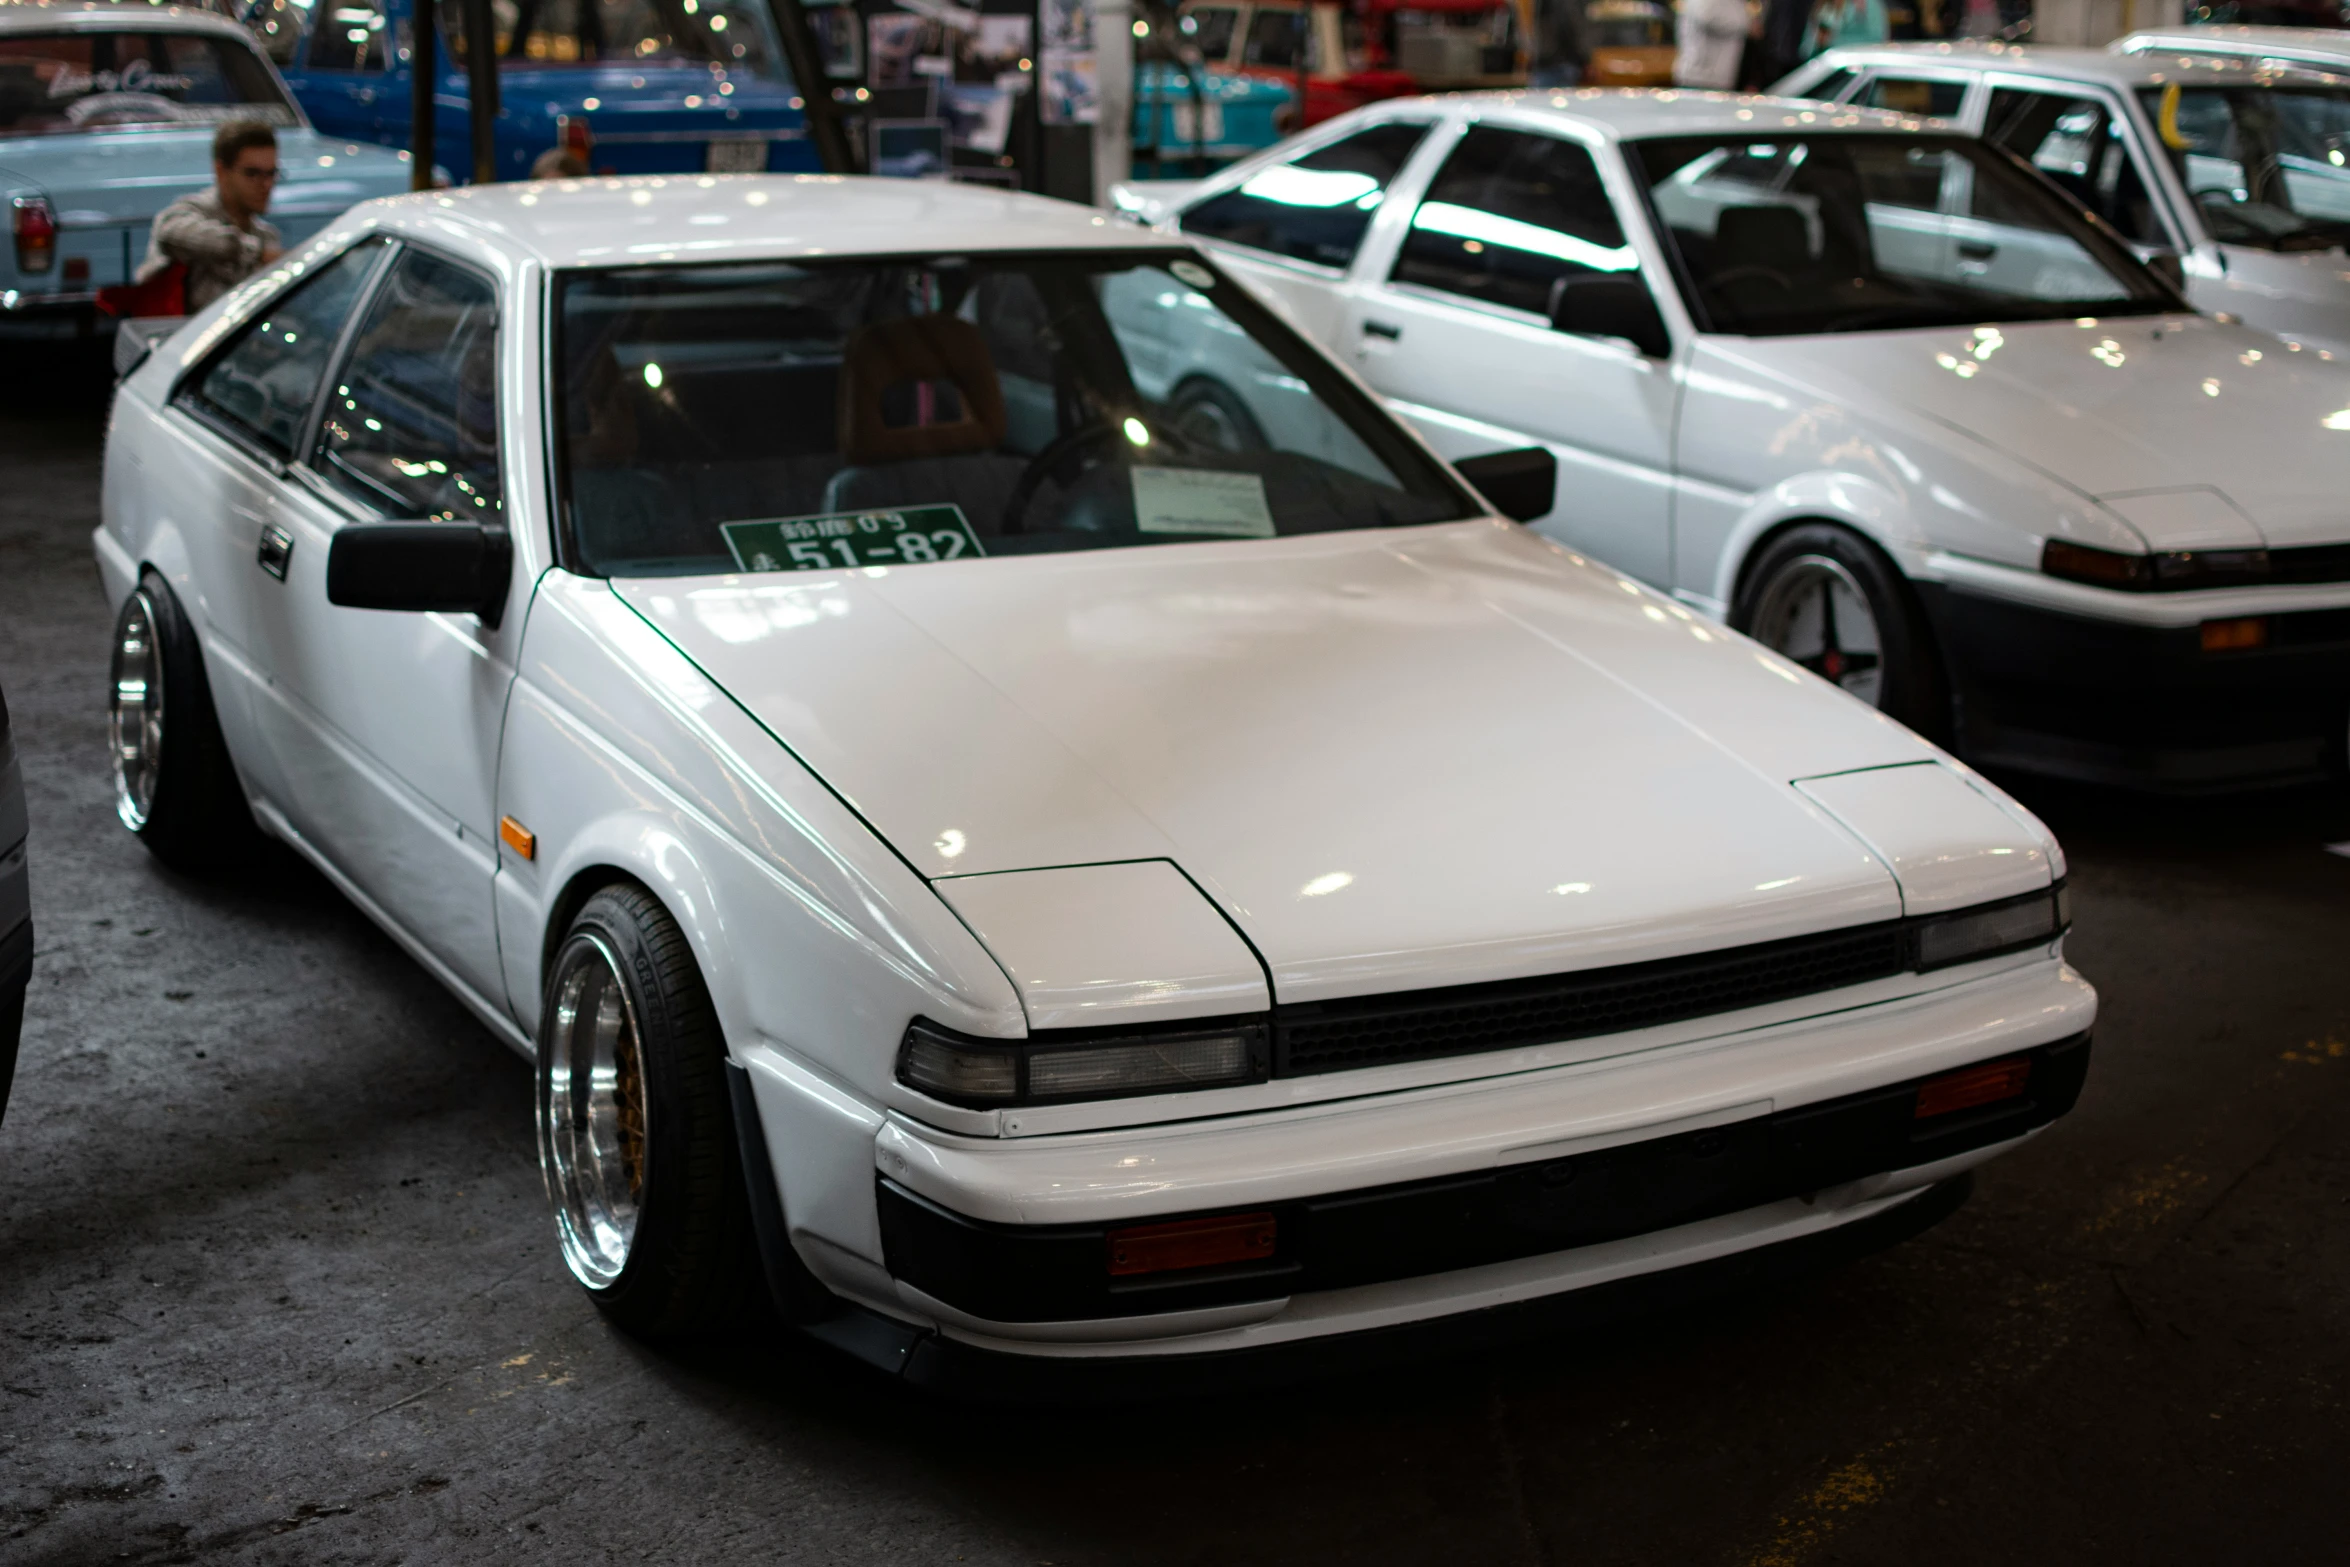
[96,176,2093,1392]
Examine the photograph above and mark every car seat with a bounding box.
[821,314,1031,531]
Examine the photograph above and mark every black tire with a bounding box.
[1165,376,1269,454]
[536,883,766,1338]
[1731,523,1947,738]
[108,573,257,873]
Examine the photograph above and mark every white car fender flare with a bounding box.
[521,810,736,1037]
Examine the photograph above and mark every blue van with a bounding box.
[240,0,817,180]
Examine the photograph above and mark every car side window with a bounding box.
[1180,120,1432,269]
[307,0,388,71]
[315,250,502,522]
[178,237,389,461]
[1389,127,1633,317]
[1986,88,2166,245]
[1801,67,1858,104]
[1859,76,1967,118]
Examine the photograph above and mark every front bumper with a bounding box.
[879,1033,2089,1326]
[814,1173,1977,1402]
[1919,581,2350,792]
[806,957,2092,1374]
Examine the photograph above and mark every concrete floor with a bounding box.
[3,351,2348,1567]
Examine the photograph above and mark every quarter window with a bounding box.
[1180,120,1431,269]
[317,251,502,522]
[179,238,388,461]
[1859,76,1968,119]
[1391,127,1634,317]
[1986,89,2166,246]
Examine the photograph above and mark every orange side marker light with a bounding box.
[2199,617,2267,653]
[1107,1212,1277,1277]
[499,815,536,861]
[1915,1058,2031,1120]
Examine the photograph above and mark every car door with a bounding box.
[1982,83,2178,258]
[239,243,517,1008]
[166,236,398,799]
[1177,114,1439,342]
[1343,120,1678,584]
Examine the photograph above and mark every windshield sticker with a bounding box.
[720,506,985,571]
[1169,259,1216,289]
[1132,467,1275,538]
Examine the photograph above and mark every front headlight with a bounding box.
[898,1017,1270,1107]
[1911,883,2069,971]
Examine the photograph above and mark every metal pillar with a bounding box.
[409,0,437,190]
[1092,0,1132,205]
[461,0,500,184]
[765,0,860,173]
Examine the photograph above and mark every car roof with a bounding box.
[2119,24,2350,58]
[373,174,1193,271]
[1376,87,1943,140]
[1806,39,2350,89]
[0,1,248,37]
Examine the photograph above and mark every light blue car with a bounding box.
[0,1,414,337]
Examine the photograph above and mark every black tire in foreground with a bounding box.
[537,883,775,1338]
[1731,523,1947,738]
[107,573,258,873]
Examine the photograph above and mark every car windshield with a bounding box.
[2137,82,2350,250]
[0,29,297,135]
[437,0,786,80]
[1631,133,2172,335]
[555,251,1475,577]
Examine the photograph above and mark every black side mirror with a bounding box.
[326,521,512,629]
[2142,249,2187,293]
[1548,274,1673,360]
[1454,446,1557,524]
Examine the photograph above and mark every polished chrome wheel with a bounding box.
[1747,552,1885,706]
[539,933,650,1289]
[109,590,166,832]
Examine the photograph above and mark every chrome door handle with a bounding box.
[257,523,294,581]
[1361,319,1402,340]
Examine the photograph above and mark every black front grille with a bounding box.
[1273,922,1910,1076]
[2270,543,2350,587]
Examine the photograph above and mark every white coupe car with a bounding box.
[1116,90,2350,793]
[97,175,2091,1390]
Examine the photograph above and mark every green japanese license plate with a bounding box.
[719,506,986,572]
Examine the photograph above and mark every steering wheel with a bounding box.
[998,415,1190,536]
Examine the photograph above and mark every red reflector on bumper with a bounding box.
[1107,1212,1276,1277]
[1915,1058,2032,1119]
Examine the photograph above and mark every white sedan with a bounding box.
[1781,42,2350,358]
[97,175,2091,1388]
[1117,89,2350,793]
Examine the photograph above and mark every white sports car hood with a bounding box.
[1712,314,2350,549]
[618,522,2030,1004]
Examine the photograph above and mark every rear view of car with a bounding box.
[0,3,412,336]
[246,0,818,181]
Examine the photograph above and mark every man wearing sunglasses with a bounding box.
[137,121,287,316]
